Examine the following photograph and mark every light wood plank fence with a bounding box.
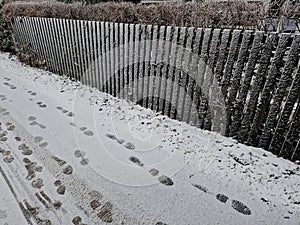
[10,17,300,160]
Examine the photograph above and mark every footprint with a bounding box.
[72,216,82,225]
[90,199,101,210]
[124,142,135,150]
[15,136,21,141]
[31,178,44,189]
[79,127,87,131]
[36,102,47,108]
[54,180,62,187]
[3,155,14,163]
[67,112,75,117]
[232,199,251,215]
[97,201,113,223]
[63,165,73,175]
[158,175,174,186]
[105,133,117,140]
[30,120,46,129]
[39,142,48,148]
[34,136,43,143]
[83,130,94,136]
[51,156,66,166]
[149,168,159,176]
[192,184,209,193]
[28,116,36,121]
[74,150,84,158]
[216,193,229,203]
[57,185,66,195]
[129,156,144,167]
[74,150,89,166]
[80,158,89,166]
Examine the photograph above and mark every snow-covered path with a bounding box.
[0,52,299,225]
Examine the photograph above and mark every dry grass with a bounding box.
[2,1,268,29]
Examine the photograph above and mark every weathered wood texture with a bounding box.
[11,17,300,161]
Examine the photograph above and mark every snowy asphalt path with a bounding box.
[0,53,300,225]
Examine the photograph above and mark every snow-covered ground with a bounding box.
[0,52,299,225]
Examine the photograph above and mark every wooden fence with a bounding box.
[10,17,300,160]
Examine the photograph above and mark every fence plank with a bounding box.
[164,26,179,117]
[197,28,212,128]
[181,27,196,123]
[259,35,300,150]
[203,29,221,130]
[238,33,279,142]
[137,25,147,105]
[269,66,300,154]
[230,31,264,137]
[114,23,120,97]
[170,27,187,120]
[221,30,242,100]
[133,24,141,103]
[148,25,159,110]
[214,29,231,82]
[123,23,129,99]
[158,26,172,114]
[280,99,300,159]
[248,33,290,146]
[153,25,166,112]
[119,23,125,99]
[189,28,203,126]
[225,30,253,135]
[142,25,153,109]
[109,22,115,96]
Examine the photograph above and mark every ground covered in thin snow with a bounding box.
[0,52,299,225]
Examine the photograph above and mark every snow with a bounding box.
[0,52,299,224]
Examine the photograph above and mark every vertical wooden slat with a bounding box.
[42,18,57,73]
[62,19,72,78]
[123,23,129,98]
[114,23,120,97]
[280,100,300,159]
[169,27,186,120]
[127,24,135,100]
[96,22,103,91]
[57,19,68,76]
[119,23,125,98]
[248,33,290,146]
[230,31,264,136]
[221,30,242,99]
[238,33,278,142]
[51,18,64,75]
[259,35,299,150]
[148,25,159,110]
[164,27,179,117]
[81,21,90,85]
[142,25,153,108]
[196,28,212,128]
[180,27,195,123]
[100,22,107,92]
[36,18,54,71]
[133,24,141,103]
[71,19,80,81]
[153,25,166,112]
[202,29,221,130]
[269,66,300,154]
[87,21,95,87]
[225,30,253,135]
[158,26,172,114]
[109,22,115,96]
[28,18,43,66]
[75,20,84,82]
[189,28,203,126]
[137,25,147,105]
[214,29,231,83]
